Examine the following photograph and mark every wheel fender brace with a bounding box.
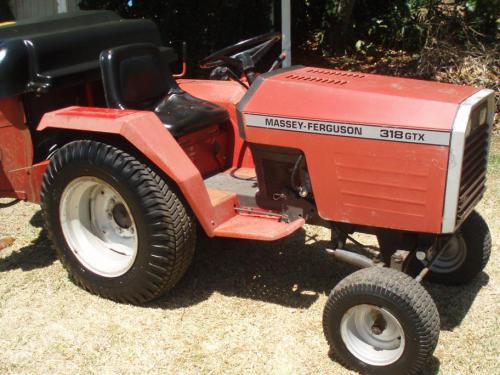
[37,106,218,236]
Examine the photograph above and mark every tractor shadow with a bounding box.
[153,228,354,310]
[0,208,484,374]
[155,228,488,334]
[0,210,56,272]
[329,350,441,375]
[423,356,441,375]
[155,229,490,375]
[3,207,487,337]
[425,272,489,331]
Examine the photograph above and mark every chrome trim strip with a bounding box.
[244,113,451,145]
[441,89,495,233]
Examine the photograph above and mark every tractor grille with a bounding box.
[456,104,490,224]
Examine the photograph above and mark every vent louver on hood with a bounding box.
[285,74,349,85]
[306,68,365,78]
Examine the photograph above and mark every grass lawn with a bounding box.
[0,137,498,375]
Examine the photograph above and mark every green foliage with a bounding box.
[465,0,499,36]
[292,0,498,53]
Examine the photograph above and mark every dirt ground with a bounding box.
[0,137,498,375]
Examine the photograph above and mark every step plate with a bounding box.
[204,168,258,207]
[213,214,305,241]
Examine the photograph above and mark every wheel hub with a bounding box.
[370,313,387,335]
[425,235,467,274]
[340,304,405,366]
[59,177,138,277]
[112,203,132,229]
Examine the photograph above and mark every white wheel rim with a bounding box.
[340,304,405,366]
[60,177,138,277]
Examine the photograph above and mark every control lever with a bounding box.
[269,51,287,72]
[173,41,187,78]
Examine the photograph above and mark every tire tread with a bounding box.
[323,267,439,375]
[41,140,196,304]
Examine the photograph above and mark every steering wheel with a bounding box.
[200,32,281,84]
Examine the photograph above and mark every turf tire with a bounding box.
[425,211,491,285]
[41,140,196,304]
[323,267,439,375]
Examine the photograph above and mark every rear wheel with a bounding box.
[42,140,196,304]
[59,176,139,278]
[323,267,439,375]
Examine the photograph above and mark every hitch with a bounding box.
[172,41,187,78]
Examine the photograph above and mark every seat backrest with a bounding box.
[100,43,173,110]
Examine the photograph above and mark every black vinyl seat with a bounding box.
[99,43,229,137]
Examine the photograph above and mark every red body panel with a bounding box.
[38,107,220,235]
[213,215,305,240]
[36,106,304,241]
[178,80,252,168]
[239,67,481,233]
[0,97,37,200]
[255,133,449,233]
[177,124,229,177]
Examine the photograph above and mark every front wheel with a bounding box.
[42,140,196,304]
[422,211,491,285]
[323,267,439,375]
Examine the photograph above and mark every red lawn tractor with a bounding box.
[0,11,494,375]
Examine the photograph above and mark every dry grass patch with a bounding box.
[1,138,499,375]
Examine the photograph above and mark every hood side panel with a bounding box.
[238,66,473,233]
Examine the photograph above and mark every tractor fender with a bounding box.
[38,106,217,235]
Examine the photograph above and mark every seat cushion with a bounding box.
[154,92,229,137]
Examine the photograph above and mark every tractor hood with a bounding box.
[239,66,480,133]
